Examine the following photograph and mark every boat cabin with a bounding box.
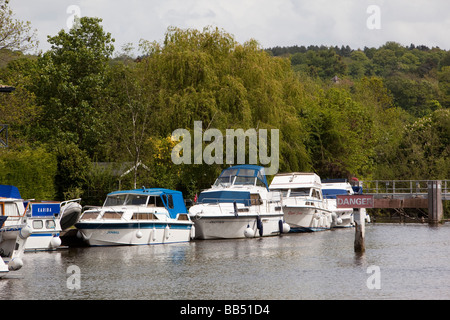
[213,165,269,189]
[82,188,188,220]
[269,172,324,200]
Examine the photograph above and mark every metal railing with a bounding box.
[360,180,449,197]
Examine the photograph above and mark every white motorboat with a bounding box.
[75,188,194,246]
[188,165,289,239]
[0,216,31,277]
[321,179,355,228]
[0,185,82,251]
[269,172,332,232]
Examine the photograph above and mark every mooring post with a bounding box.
[428,180,443,225]
[353,208,366,253]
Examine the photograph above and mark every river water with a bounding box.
[1,223,450,301]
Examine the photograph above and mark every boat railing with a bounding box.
[60,198,82,208]
[360,180,450,195]
[282,196,328,209]
[196,197,281,215]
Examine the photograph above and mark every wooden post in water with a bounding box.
[428,180,443,224]
[353,208,366,253]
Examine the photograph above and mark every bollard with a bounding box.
[354,208,366,253]
[428,181,443,225]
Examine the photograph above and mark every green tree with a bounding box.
[30,17,114,157]
[53,142,91,200]
[131,26,312,193]
[0,57,40,147]
[0,146,57,199]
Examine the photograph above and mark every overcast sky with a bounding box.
[10,0,450,55]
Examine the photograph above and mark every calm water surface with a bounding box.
[1,223,450,300]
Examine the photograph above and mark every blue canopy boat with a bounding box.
[75,188,194,246]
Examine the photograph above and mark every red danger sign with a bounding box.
[336,195,374,208]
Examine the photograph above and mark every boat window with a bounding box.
[147,196,165,208]
[167,195,174,209]
[255,178,266,188]
[235,176,255,185]
[214,168,238,186]
[33,220,43,229]
[177,214,189,221]
[289,188,310,197]
[81,211,100,220]
[104,194,127,206]
[221,168,238,177]
[102,212,123,219]
[3,203,20,216]
[214,176,234,186]
[270,189,288,198]
[250,194,262,205]
[237,169,254,177]
[132,212,157,220]
[125,194,148,206]
[0,203,3,215]
[46,220,56,229]
[311,189,321,199]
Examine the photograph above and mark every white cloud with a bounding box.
[8,0,450,53]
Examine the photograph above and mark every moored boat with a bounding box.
[0,216,31,277]
[75,188,193,246]
[321,179,355,228]
[0,185,81,251]
[269,172,332,232]
[188,165,289,239]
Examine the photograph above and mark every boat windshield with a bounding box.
[104,194,149,206]
[289,188,310,197]
[214,168,238,186]
[214,167,267,187]
[270,189,288,198]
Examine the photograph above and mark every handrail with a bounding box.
[360,180,449,195]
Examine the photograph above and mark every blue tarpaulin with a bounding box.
[0,185,21,199]
[322,189,349,199]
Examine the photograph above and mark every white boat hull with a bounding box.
[25,232,62,251]
[0,224,30,277]
[76,222,193,246]
[192,214,284,239]
[284,206,332,232]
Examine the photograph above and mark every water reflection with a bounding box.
[1,223,450,299]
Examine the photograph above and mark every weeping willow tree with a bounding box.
[108,26,312,193]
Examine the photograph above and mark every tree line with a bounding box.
[0,13,448,206]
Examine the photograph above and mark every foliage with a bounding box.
[0,146,57,199]
[0,18,449,201]
[0,0,38,53]
[52,142,92,200]
[29,17,114,157]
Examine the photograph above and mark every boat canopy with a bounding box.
[213,165,269,190]
[352,186,363,194]
[0,216,7,227]
[322,189,349,199]
[197,190,251,206]
[105,188,187,219]
[0,185,21,199]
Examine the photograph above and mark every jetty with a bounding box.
[360,180,449,223]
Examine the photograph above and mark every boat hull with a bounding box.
[192,214,284,239]
[284,206,332,232]
[25,232,62,251]
[75,221,193,246]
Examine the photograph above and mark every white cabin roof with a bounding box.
[269,172,322,189]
